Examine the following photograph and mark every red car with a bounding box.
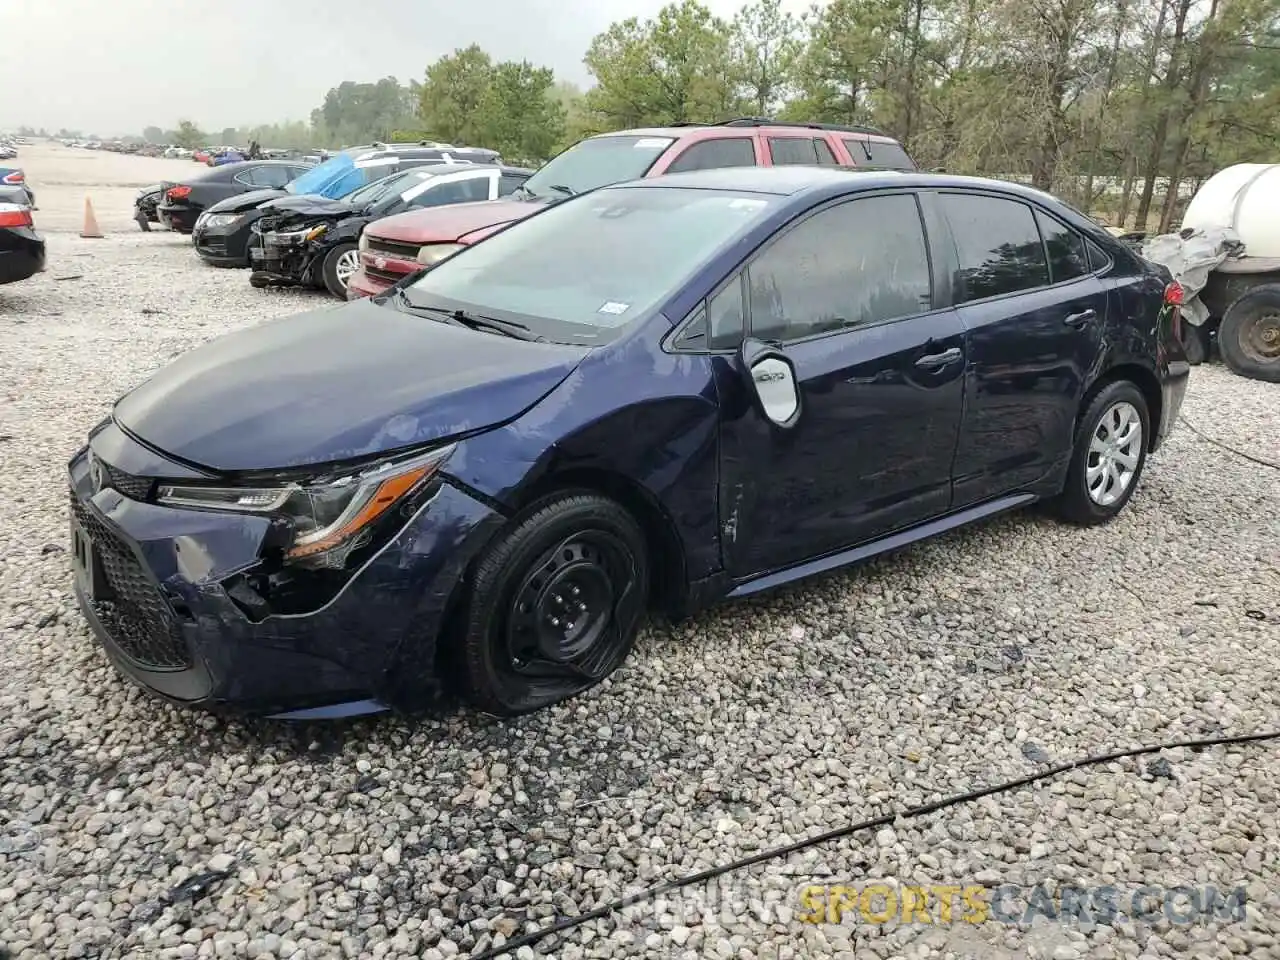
[347,118,916,299]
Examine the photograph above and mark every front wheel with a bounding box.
[458,493,650,715]
[1052,381,1150,526]
[321,242,359,299]
[135,211,152,232]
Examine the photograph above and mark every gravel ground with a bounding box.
[1,144,1279,960]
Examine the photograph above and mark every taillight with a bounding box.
[167,185,192,201]
[1164,281,1183,340]
[1,170,23,184]
[0,207,34,228]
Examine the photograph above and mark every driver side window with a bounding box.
[747,193,933,342]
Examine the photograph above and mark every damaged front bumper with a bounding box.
[249,221,324,285]
[67,422,505,717]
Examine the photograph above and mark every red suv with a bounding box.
[347,118,916,299]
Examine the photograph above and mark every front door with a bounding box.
[717,192,968,578]
[936,192,1108,505]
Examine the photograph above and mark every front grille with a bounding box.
[364,264,405,283]
[366,237,420,261]
[101,461,154,501]
[70,491,191,670]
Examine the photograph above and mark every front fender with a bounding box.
[444,328,724,581]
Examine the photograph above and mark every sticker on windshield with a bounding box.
[598,301,630,315]
[633,138,674,149]
[729,198,768,210]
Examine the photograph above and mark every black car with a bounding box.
[193,148,496,268]
[134,184,162,231]
[250,163,532,298]
[156,160,312,234]
[0,201,45,285]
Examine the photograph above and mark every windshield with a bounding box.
[342,169,420,207]
[522,135,674,197]
[405,186,779,343]
[285,153,354,195]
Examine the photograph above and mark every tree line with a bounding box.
[133,0,1276,231]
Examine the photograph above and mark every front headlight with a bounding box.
[417,243,463,266]
[156,444,454,569]
[203,213,240,228]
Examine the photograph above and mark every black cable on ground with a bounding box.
[1178,414,1280,470]
[470,729,1280,960]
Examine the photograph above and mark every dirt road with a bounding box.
[19,140,206,234]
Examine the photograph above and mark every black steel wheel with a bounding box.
[458,492,649,715]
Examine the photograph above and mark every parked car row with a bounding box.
[70,114,1190,720]
[140,141,514,297]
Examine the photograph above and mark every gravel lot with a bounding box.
[1,143,1279,960]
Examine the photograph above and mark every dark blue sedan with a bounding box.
[67,167,1190,718]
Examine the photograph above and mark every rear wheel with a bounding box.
[1052,381,1149,526]
[458,493,649,715]
[1218,285,1280,383]
[321,242,359,299]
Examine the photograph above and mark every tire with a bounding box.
[248,272,270,289]
[1052,380,1150,526]
[135,211,151,233]
[321,242,359,299]
[1218,285,1280,383]
[457,492,650,716]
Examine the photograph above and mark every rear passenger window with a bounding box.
[842,138,916,170]
[814,139,838,165]
[768,138,819,166]
[1035,210,1088,283]
[941,194,1049,302]
[747,194,932,341]
[666,138,756,173]
[1086,237,1113,272]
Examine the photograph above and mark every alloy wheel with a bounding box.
[1086,400,1143,506]
[334,249,359,289]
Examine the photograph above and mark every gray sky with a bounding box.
[4,0,817,136]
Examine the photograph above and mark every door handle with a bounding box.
[1064,308,1097,327]
[914,346,962,370]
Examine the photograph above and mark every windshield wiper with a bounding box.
[512,184,539,200]
[390,292,542,341]
[544,184,575,197]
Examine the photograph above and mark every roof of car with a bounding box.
[593,124,903,145]
[618,166,1080,206]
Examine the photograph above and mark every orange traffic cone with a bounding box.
[80,197,104,238]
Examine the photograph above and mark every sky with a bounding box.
[3,0,818,136]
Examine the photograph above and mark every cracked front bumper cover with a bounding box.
[67,442,505,716]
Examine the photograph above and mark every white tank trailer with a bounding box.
[1173,163,1280,382]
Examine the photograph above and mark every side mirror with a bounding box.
[738,337,801,429]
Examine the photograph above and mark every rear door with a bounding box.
[693,191,967,576]
[935,190,1108,506]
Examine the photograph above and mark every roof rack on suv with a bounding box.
[718,117,890,137]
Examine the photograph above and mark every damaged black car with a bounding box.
[249,163,531,298]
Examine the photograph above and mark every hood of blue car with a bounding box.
[113,298,590,473]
